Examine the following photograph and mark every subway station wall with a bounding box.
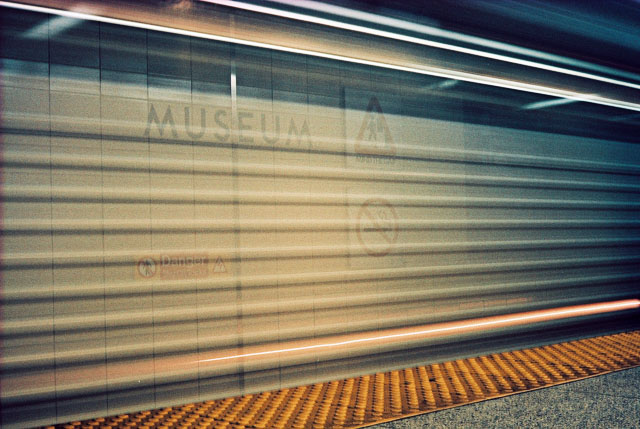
[2,6,640,428]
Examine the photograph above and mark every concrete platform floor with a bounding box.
[372,366,640,429]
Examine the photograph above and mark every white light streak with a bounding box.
[267,0,640,85]
[426,79,459,90]
[23,15,78,39]
[197,299,640,364]
[1,1,640,112]
[522,97,581,111]
[202,0,640,91]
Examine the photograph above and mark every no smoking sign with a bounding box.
[356,198,399,257]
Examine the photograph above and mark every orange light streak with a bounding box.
[3,299,638,402]
[197,299,640,364]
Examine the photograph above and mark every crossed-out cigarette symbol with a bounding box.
[356,198,399,257]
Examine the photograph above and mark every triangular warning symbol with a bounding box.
[355,96,395,156]
[213,256,227,274]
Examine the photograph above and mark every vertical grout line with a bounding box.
[145,27,156,409]
[269,48,282,389]
[340,75,351,273]
[0,24,3,429]
[97,19,108,415]
[189,34,202,402]
[46,11,59,423]
[230,39,245,394]
[339,64,353,368]
[340,67,353,358]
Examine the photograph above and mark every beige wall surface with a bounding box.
[2,6,640,428]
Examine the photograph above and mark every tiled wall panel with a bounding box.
[1,6,639,428]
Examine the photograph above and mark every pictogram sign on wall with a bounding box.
[355,96,396,156]
[356,198,399,257]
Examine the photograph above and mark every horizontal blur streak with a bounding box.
[197,299,640,365]
[1,2,639,425]
[23,15,77,39]
[2,1,640,112]
[4,299,637,405]
[264,0,640,84]
[201,0,640,91]
[521,97,582,111]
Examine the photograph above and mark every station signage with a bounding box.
[136,253,229,280]
[143,104,311,147]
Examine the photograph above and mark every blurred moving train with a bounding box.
[1,1,639,427]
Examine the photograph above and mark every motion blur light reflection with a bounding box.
[201,0,640,91]
[264,0,640,84]
[3,1,639,112]
[23,15,78,39]
[521,97,584,111]
[197,299,640,365]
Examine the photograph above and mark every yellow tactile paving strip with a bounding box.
[48,330,640,429]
